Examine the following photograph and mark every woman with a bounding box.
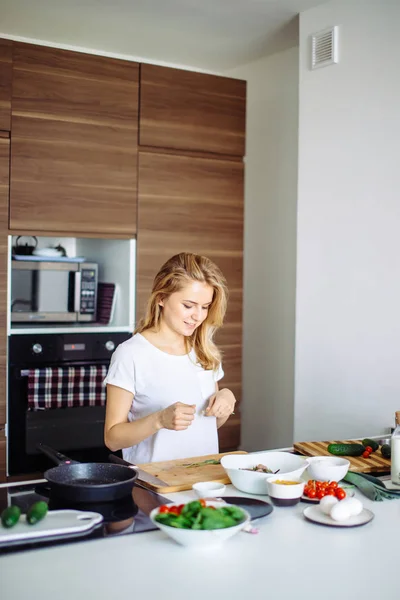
[104,252,236,464]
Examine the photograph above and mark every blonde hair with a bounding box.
[135,253,228,370]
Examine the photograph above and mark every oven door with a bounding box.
[11,260,79,323]
[8,360,111,476]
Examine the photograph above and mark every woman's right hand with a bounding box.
[159,402,196,431]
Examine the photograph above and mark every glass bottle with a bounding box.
[390,411,400,486]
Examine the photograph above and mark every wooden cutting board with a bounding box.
[293,440,391,474]
[136,451,247,493]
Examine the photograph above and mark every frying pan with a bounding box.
[38,443,138,503]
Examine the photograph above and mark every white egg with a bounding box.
[330,502,352,522]
[340,497,363,516]
[319,495,339,515]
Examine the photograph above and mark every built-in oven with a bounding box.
[8,332,131,476]
[11,258,98,323]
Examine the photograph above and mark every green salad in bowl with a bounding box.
[150,500,250,547]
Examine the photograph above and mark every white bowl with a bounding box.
[150,501,250,548]
[306,456,350,482]
[266,477,305,506]
[220,452,309,495]
[192,481,226,498]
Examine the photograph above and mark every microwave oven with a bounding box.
[11,259,98,323]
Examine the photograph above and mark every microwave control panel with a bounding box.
[80,268,97,314]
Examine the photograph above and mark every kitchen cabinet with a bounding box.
[0,134,9,427]
[9,43,139,235]
[0,39,12,131]
[139,64,246,157]
[137,150,243,449]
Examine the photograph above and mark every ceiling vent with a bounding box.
[311,26,339,69]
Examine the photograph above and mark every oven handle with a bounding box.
[74,271,82,313]
[17,362,110,378]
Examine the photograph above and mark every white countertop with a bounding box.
[1,481,398,600]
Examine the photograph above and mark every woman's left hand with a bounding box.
[205,388,236,422]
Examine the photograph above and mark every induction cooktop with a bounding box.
[0,480,169,555]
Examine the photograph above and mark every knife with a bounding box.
[108,454,169,488]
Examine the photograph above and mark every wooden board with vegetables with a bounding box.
[293,439,391,474]
[136,451,247,493]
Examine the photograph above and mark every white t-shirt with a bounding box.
[104,333,224,464]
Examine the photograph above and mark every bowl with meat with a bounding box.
[220,452,309,495]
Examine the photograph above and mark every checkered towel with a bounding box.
[27,366,108,410]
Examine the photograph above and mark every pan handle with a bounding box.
[108,454,138,470]
[37,443,79,465]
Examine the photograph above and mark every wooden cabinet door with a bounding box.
[140,64,246,157]
[137,150,243,449]
[0,40,12,131]
[0,134,9,426]
[0,426,5,482]
[10,43,139,235]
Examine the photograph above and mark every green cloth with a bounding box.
[344,471,400,501]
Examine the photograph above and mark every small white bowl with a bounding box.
[266,477,305,506]
[306,456,350,482]
[150,501,250,548]
[192,481,226,498]
[220,451,309,495]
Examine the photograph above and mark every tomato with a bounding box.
[168,506,180,515]
[329,481,338,489]
[317,490,326,499]
[199,499,207,508]
[307,489,317,499]
[335,488,346,500]
[325,489,336,496]
[158,505,169,513]
[362,450,370,458]
[365,446,373,453]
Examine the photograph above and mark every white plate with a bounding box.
[303,506,374,528]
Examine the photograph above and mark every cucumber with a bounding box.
[1,505,21,528]
[362,438,379,452]
[327,443,365,457]
[381,444,391,459]
[26,501,48,525]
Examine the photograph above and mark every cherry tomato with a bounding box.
[159,505,169,513]
[365,446,373,453]
[317,490,326,499]
[199,499,207,508]
[335,488,346,500]
[329,481,338,488]
[307,489,317,499]
[168,506,180,515]
[362,450,370,458]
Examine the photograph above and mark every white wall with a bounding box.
[295,0,400,441]
[228,47,299,451]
